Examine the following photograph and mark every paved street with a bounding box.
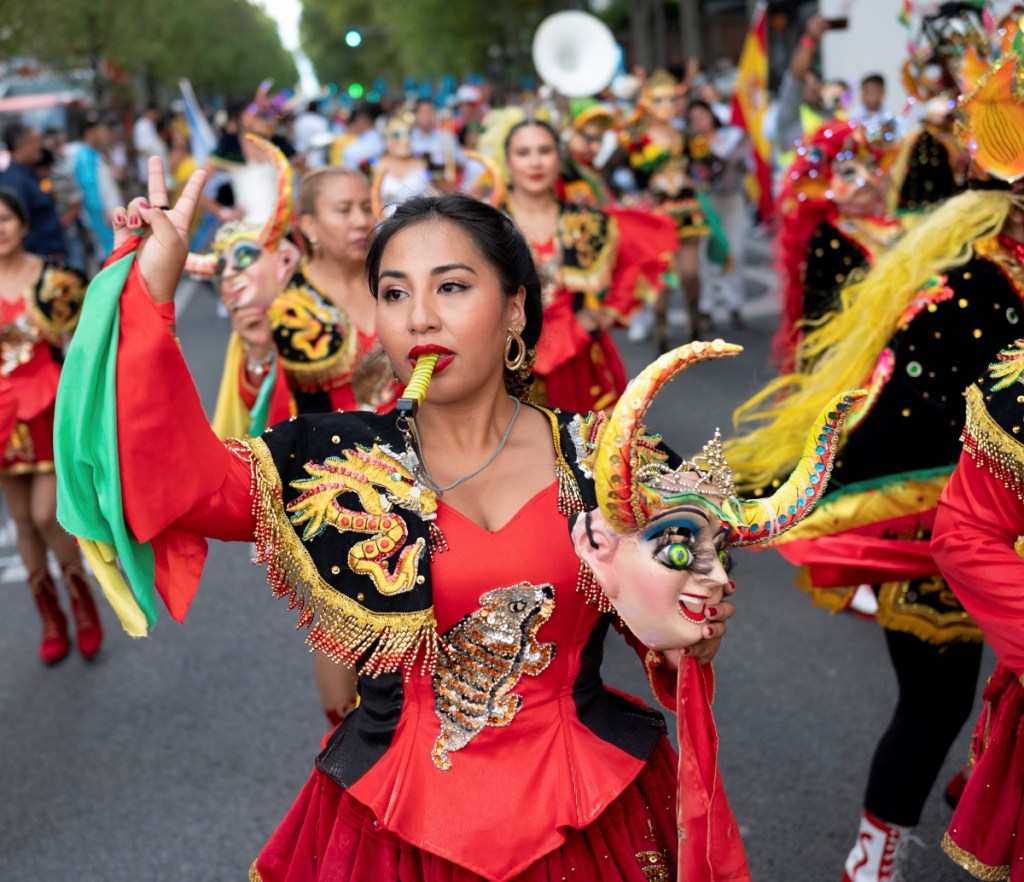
[0,243,991,881]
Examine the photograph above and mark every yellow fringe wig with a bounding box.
[725,188,1012,490]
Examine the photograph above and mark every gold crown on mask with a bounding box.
[636,429,737,500]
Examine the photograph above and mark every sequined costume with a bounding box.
[772,120,902,368]
[240,262,396,419]
[513,201,627,413]
[61,239,755,882]
[768,238,1024,643]
[893,122,967,215]
[933,340,1024,881]
[0,261,84,474]
[558,158,677,327]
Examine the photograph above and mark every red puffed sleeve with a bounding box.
[116,256,256,620]
[933,450,1024,676]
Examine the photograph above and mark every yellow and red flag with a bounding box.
[730,1,774,221]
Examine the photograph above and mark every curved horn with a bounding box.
[184,251,219,279]
[594,340,743,532]
[463,150,508,208]
[246,133,294,250]
[370,168,385,220]
[724,389,867,546]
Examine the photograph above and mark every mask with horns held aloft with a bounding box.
[184,133,295,303]
[571,340,865,651]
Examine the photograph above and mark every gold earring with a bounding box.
[504,327,526,371]
[309,238,319,252]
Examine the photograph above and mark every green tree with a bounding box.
[0,0,297,105]
[299,0,565,94]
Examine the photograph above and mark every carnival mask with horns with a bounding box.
[571,341,865,651]
[184,134,296,307]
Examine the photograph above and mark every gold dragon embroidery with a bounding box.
[287,444,437,596]
[268,287,344,363]
[431,582,555,770]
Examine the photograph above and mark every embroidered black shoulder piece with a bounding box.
[238,407,600,676]
[963,338,1024,500]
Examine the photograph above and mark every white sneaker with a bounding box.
[628,306,653,342]
[849,584,879,618]
[841,811,912,882]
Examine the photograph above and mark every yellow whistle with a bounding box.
[396,353,439,416]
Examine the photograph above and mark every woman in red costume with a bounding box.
[504,118,625,413]
[0,187,102,664]
[56,148,858,879]
[772,119,902,370]
[933,338,1024,882]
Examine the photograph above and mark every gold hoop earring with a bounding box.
[504,327,526,371]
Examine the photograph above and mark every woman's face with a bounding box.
[0,203,26,258]
[302,175,373,265]
[687,105,716,136]
[374,218,525,405]
[506,125,560,197]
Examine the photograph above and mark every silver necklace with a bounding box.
[406,396,522,495]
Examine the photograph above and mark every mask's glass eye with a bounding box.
[232,244,262,271]
[655,542,693,570]
[718,549,733,573]
[510,601,526,613]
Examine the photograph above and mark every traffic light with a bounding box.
[345,29,362,47]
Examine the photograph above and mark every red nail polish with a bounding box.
[707,606,718,618]
[704,626,714,638]
[681,647,690,656]
[139,200,151,209]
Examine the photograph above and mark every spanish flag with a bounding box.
[730,1,774,221]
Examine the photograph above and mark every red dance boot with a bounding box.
[841,811,912,882]
[29,570,70,665]
[61,562,103,660]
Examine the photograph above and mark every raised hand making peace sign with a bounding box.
[111,156,207,305]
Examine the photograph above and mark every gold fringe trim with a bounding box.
[941,833,1010,881]
[963,383,1024,501]
[243,436,439,678]
[248,861,263,882]
[794,565,857,614]
[875,579,983,645]
[280,344,355,388]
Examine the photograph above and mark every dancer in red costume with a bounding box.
[57,149,857,879]
[504,118,625,413]
[933,338,1024,882]
[0,187,102,664]
[772,119,902,370]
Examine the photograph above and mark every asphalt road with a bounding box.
[0,251,992,881]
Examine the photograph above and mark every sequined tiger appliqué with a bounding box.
[431,582,555,771]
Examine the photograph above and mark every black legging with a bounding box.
[863,628,984,827]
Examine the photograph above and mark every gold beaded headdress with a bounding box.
[593,341,865,546]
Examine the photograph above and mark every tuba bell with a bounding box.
[531,11,621,98]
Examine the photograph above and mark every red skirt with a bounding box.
[943,663,1024,880]
[0,403,55,475]
[251,738,679,882]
